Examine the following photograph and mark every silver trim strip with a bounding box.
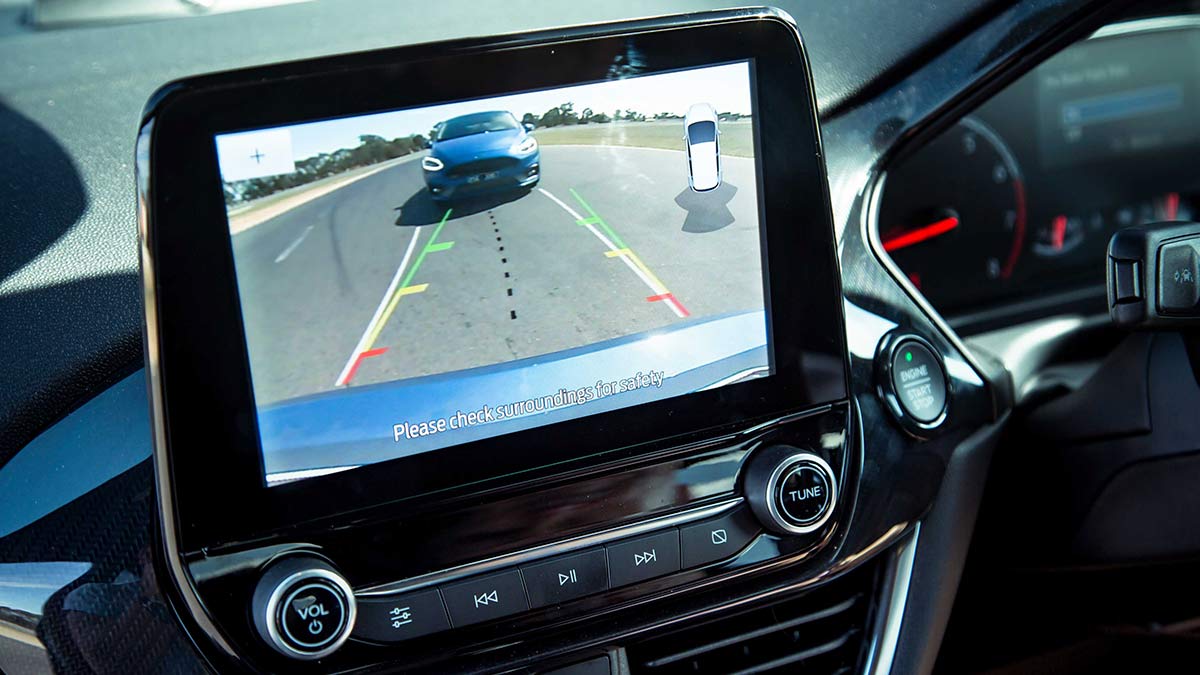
[862,165,990,383]
[861,116,1023,384]
[863,526,919,675]
[358,497,743,596]
[265,464,361,486]
[1092,15,1200,40]
[700,366,772,391]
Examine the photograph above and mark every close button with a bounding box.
[679,508,760,568]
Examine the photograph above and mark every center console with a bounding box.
[244,408,850,664]
[138,9,861,672]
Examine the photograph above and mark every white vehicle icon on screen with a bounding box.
[683,103,721,192]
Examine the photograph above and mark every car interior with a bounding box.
[4,1,1200,674]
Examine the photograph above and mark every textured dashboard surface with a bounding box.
[0,0,997,464]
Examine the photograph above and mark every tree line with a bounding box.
[224,133,427,205]
[522,103,750,128]
[225,105,753,205]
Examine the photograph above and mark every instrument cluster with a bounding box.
[877,17,1200,324]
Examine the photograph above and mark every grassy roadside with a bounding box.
[225,122,754,232]
[533,120,754,158]
[226,154,424,234]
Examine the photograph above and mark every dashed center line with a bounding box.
[492,210,516,321]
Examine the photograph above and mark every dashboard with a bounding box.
[6,1,1200,675]
[877,16,1200,327]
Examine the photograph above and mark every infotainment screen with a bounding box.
[215,62,770,485]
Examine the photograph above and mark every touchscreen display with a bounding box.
[216,62,771,486]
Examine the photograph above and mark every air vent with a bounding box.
[627,566,876,675]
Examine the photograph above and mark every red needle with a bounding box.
[1166,192,1180,221]
[883,216,960,252]
[1051,215,1067,250]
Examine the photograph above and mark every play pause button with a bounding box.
[520,549,608,609]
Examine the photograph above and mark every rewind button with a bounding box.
[440,570,528,627]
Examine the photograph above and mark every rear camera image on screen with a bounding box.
[217,61,770,486]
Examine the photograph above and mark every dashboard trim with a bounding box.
[966,312,1111,403]
[862,526,918,675]
[862,168,990,384]
[1093,14,1200,40]
[137,120,239,664]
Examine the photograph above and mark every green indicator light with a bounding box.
[905,351,913,362]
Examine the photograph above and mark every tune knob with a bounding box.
[251,556,357,660]
[743,446,837,535]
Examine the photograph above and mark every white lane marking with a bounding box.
[537,187,647,281]
[661,296,687,318]
[540,143,755,163]
[537,187,684,318]
[274,225,315,263]
[537,187,584,220]
[333,225,424,387]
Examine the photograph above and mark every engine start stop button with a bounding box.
[889,340,947,424]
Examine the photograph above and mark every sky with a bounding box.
[220,61,753,165]
[0,561,92,615]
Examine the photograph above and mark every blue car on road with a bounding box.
[422,110,540,202]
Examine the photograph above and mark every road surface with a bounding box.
[230,144,765,405]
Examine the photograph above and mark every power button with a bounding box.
[889,341,947,424]
[251,556,356,660]
[877,334,949,434]
[278,580,346,651]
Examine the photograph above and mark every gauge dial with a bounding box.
[1152,192,1193,222]
[1032,214,1084,257]
[876,117,1026,312]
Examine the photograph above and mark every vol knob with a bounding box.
[251,556,356,660]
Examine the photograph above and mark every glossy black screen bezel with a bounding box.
[144,12,847,552]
